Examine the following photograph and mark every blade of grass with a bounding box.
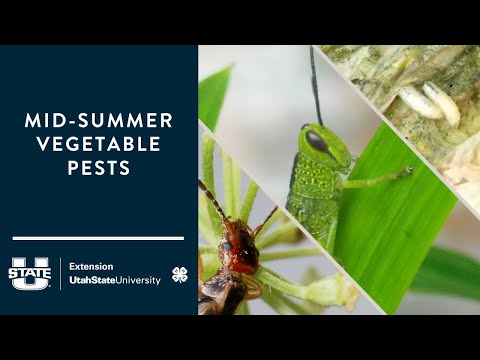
[198,65,232,131]
[411,246,480,301]
[335,122,457,314]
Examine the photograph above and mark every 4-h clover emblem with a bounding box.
[172,267,188,283]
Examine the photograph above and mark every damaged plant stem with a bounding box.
[198,133,360,314]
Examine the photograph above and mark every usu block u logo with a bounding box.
[8,257,52,291]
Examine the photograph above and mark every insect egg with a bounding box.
[398,86,444,119]
[422,82,460,127]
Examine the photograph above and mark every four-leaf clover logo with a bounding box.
[172,267,188,283]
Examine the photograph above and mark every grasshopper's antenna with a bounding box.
[310,45,323,126]
[198,179,228,222]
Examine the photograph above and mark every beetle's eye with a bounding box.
[301,124,309,130]
[306,130,329,151]
[222,241,233,251]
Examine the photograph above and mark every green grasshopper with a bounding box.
[286,46,413,255]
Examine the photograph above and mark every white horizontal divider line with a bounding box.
[12,236,184,241]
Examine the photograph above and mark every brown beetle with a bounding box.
[198,179,277,315]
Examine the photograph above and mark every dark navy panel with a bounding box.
[0,45,197,314]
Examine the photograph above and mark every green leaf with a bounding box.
[412,246,480,301]
[198,65,232,131]
[335,122,457,314]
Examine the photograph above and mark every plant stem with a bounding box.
[255,266,360,310]
[232,158,242,217]
[202,134,221,239]
[199,245,216,254]
[260,248,322,261]
[255,266,308,297]
[237,302,250,315]
[256,221,300,250]
[260,287,311,315]
[221,150,240,218]
[239,180,259,223]
[199,216,217,247]
[201,133,216,199]
[199,253,221,281]
[198,198,218,246]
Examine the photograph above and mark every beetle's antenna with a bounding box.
[198,179,228,222]
[253,206,278,238]
[310,46,324,126]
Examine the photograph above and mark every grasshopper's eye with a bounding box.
[306,130,329,152]
[301,124,310,130]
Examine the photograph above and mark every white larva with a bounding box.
[398,86,444,119]
[422,82,460,127]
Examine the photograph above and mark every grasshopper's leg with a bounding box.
[340,166,413,189]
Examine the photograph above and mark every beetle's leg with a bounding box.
[242,276,262,300]
[351,155,359,163]
[340,166,413,189]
